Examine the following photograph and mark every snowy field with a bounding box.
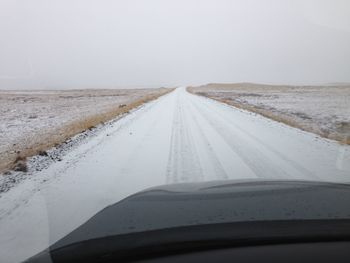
[188,83,350,144]
[0,88,169,173]
[0,88,349,262]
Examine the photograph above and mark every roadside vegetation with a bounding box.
[188,83,350,145]
[0,88,173,173]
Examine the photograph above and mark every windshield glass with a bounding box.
[0,1,349,262]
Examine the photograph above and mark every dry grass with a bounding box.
[1,88,173,173]
[13,155,28,172]
[187,86,350,145]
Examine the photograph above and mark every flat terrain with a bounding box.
[0,88,349,262]
[188,83,350,144]
[0,88,170,172]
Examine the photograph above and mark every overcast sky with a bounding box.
[0,0,350,89]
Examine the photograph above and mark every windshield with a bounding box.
[0,1,349,262]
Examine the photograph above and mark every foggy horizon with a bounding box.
[1,0,350,90]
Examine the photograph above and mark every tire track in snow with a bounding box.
[189,94,292,179]
[182,94,229,181]
[166,90,203,183]
[197,94,319,180]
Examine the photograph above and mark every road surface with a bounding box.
[0,87,349,262]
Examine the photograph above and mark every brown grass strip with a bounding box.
[187,87,350,145]
[1,88,174,173]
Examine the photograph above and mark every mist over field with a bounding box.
[0,0,350,89]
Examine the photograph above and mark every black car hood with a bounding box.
[27,179,350,262]
[51,179,350,249]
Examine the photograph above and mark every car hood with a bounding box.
[49,179,350,250]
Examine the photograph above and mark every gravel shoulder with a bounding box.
[188,83,350,145]
[0,88,172,173]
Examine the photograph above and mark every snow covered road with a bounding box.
[0,87,349,262]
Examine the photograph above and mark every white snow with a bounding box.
[0,88,166,172]
[189,84,350,143]
[0,87,349,262]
